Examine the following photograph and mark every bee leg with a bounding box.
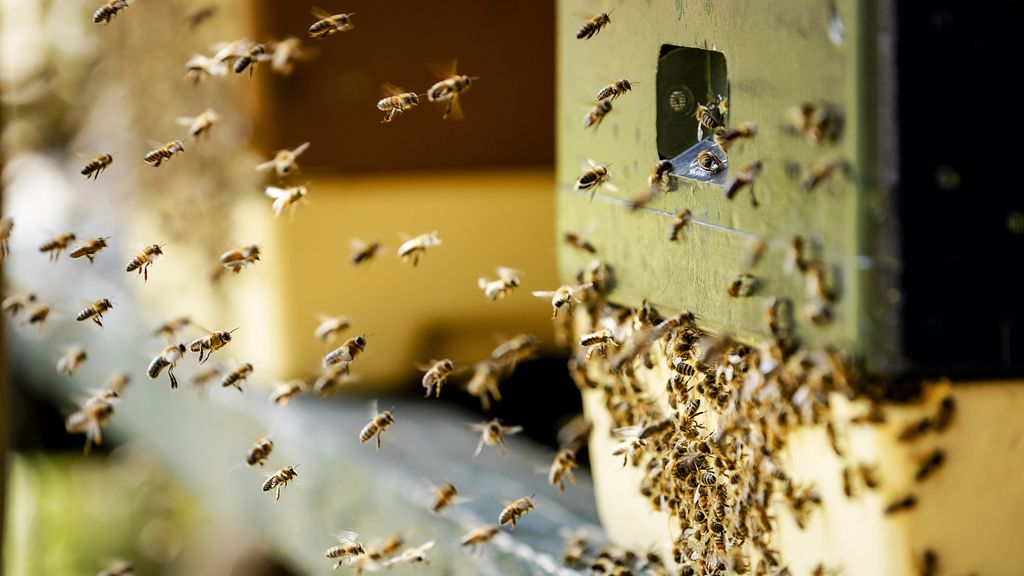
[93,317,103,327]
[443,101,452,119]
[144,264,148,282]
[169,366,178,389]
[275,486,282,502]
[376,433,382,451]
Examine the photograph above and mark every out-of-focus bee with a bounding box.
[884,494,917,515]
[397,231,442,266]
[564,231,597,253]
[784,235,808,275]
[467,418,523,457]
[712,122,758,153]
[57,346,88,376]
[269,379,306,405]
[220,244,261,273]
[427,60,476,120]
[191,365,223,388]
[575,160,616,199]
[126,244,163,282]
[313,364,360,396]
[2,292,37,317]
[377,84,421,123]
[70,237,109,263]
[858,463,880,490]
[596,78,631,101]
[81,153,113,180]
[221,362,253,392]
[233,43,269,76]
[360,401,395,450]
[323,334,367,368]
[265,184,309,218]
[76,298,114,327]
[577,12,611,39]
[97,560,134,576]
[549,448,579,492]
[491,334,540,368]
[465,360,503,411]
[725,273,759,298]
[0,217,10,259]
[383,540,435,567]
[806,263,838,303]
[23,304,51,329]
[478,267,522,301]
[841,465,855,498]
[175,108,220,141]
[626,189,658,212]
[420,359,457,398]
[263,465,298,502]
[934,396,956,432]
[148,343,186,389]
[583,99,612,130]
[190,327,237,363]
[431,482,459,513]
[184,5,217,29]
[693,149,726,175]
[350,238,381,266]
[648,159,674,193]
[918,549,939,576]
[144,140,185,167]
[914,449,946,482]
[556,415,591,452]
[255,141,310,179]
[499,496,535,529]
[325,530,366,570]
[745,237,769,270]
[668,209,692,242]
[309,7,355,39]
[460,525,500,552]
[580,328,617,360]
[367,533,405,562]
[804,300,834,325]
[184,54,228,84]
[532,282,592,318]
[561,529,589,567]
[40,232,77,261]
[246,437,274,467]
[803,158,848,192]
[723,161,764,207]
[154,316,190,340]
[315,314,352,344]
[788,102,842,145]
[268,37,312,75]
[93,0,130,24]
[66,394,115,454]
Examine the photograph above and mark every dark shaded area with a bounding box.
[7,367,100,454]
[656,45,728,160]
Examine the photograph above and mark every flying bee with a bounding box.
[583,99,612,130]
[532,283,592,318]
[712,122,758,153]
[268,37,312,75]
[350,238,381,265]
[914,449,946,482]
[427,60,476,120]
[859,463,880,489]
[148,343,186,389]
[126,244,164,281]
[184,5,217,29]
[309,6,355,39]
[561,529,588,567]
[884,494,917,515]
[788,102,842,145]
[803,158,848,192]
[596,78,632,101]
[184,54,228,84]
[221,362,253,392]
[39,232,77,261]
[23,304,51,329]
[648,159,674,193]
[323,334,367,368]
[431,482,459,513]
[491,334,540,368]
[97,561,134,576]
[842,465,855,498]
[265,184,309,218]
[933,396,956,432]
[499,496,535,530]
[377,84,420,123]
[315,314,353,343]
[465,360,503,411]
[175,108,220,141]
[325,530,367,570]
[723,161,764,207]
[57,346,88,376]
[189,327,237,363]
[745,237,769,270]
[269,379,306,405]
[93,0,130,24]
[263,465,298,502]
[144,140,185,167]
[693,149,726,175]
[564,231,597,253]
[313,364,360,396]
[478,267,522,301]
[360,401,395,450]
[397,231,442,266]
[668,208,692,242]
[918,549,939,576]
[575,160,616,199]
[70,237,109,263]
[220,244,260,273]
[368,533,405,561]
[154,316,190,340]
[626,188,658,211]
[467,418,523,457]
[246,437,274,467]
[65,397,114,455]
[81,153,113,180]
[76,298,114,327]
[255,141,310,178]
[2,292,37,317]
[460,525,500,552]
[420,359,457,398]
[233,43,268,76]
[549,448,579,492]
[383,541,435,567]
[580,328,617,360]
[191,365,223,389]
[577,12,611,39]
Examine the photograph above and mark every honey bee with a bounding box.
[725,273,759,298]
[23,304,51,329]
[804,300,834,325]
[577,12,611,39]
[668,209,692,242]
[93,0,130,24]
[144,140,185,167]
[803,159,848,192]
[723,161,764,207]
[367,533,405,561]
[81,153,113,180]
[57,346,88,376]
[175,108,220,140]
[70,237,109,263]
[626,189,658,212]
[884,494,917,515]
[263,465,299,502]
[148,343,187,389]
[806,263,838,303]
[431,482,459,513]
[191,365,223,388]
[549,448,579,492]
[564,231,597,253]
[220,244,261,273]
[397,231,442,266]
[221,362,253,392]
[460,525,500,552]
[918,549,939,576]
[788,102,842,145]
[76,298,114,327]
[269,379,306,405]
[467,418,523,456]
[694,102,722,134]
[184,54,228,84]
[2,292,37,317]
[420,359,457,398]
[580,328,617,360]
[745,237,769,270]
[465,360,503,411]
[184,5,217,29]
[583,99,612,130]
[491,334,540,367]
[246,437,274,467]
[427,60,476,120]
[561,529,588,567]
[383,540,435,567]
[575,160,616,199]
[315,314,353,344]
[309,7,355,39]
[255,141,310,178]
[556,415,591,452]
[648,159,674,193]
[269,37,312,75]
[933,396,956,432]
[126,244,163,281]
[65,395,114,454]
[97,561,135,576]
[189,327,237,363]
[350,238,381,265]
[841,465,855,498]
[532,283,592,318]
[265,185,309,218]
[914,449,946,482]
[233,43,268,76]
[596,78,632,101]
[325,530,366,569]
[360,401,395,450]
[712,122,758,153]
[313,364,360,396]
[39,232,77,261]
[693,149,726,175]
[478,267,522,301]
[858,463,880,490]
[323,334,367,368]
[377,84,421,123]
[154,316,191,340]
[498,496,535,529]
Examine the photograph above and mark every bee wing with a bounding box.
[613,425,642,439]
[447,95,465,121]
[291,141,311,158]
[381,83,407,97]
[334,530,360,543]
[174,116,196,127]
[531,290,557,299]
[603,181,619,193]
[496,266,522,279]
[368,399,379,417]
[571,282,594,295]
[501,425,524,436]
[311,6,334,20]
[464,421,488,432]
[254,159,276,172]
[428,59,458,79]
[265,186,288,199]
[415,540,436,553]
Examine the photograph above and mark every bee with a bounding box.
[465,360,503,411]
[532,283,592,318]
[693,149,726,175]
[233,43,268,76]
[899,417,933,443]
[397,231,442,266]
[81,153,113,180]
[76,298,114,327]
[806,263,838,302]
[192,365,223,388]
[69,237,109,263]
[918,549,939,576]
[93,0,130,24]
[694,102,722,133]
[788,102,842,145]
[583,99,612,130]
[884,494,917,515]
[325,530,366,570]
[556,415,591,452]
[377,84,420,123]
[359,401,395,450]
[427,60,476,120]
[575,160,616,199]
[265,185,309,218]
[725,273,759,298]
[421,359,457,398]
[154,316,191,340]
[933,396,956,432]
[478,267,522,301]
[648,159,674,193]
[498,496,535,529]
[745,237,769,270]
[561,529,588,567]
[784,235,808,275]
[668,208,692,242]
[309,7,355,39]
[57,346,88,376]
[220,244,261,273]
[596,79,632,101]
[144,140,185,167]
[803,159,848,192]
[103,372,130,395]
[221,363,253,392]
[148,343,187,389]
[549,448,579,492]
[184,54,228,84]
[245,437,274,467]
[712,122,758,153]
[269,37,311,75]
[467,418,523,457]
[262,465,299,502]
[564,231,597,253]
[184,5,217,29]
[323,334,367,368]
[23,304,52,329]
[842,465,855,498]
[65,396,114,454]
[269,379,306,405]
[914,449,946,482]
[2,292,37,317]
[0,216,10,259]
[350,238,381,265]
[97,561,134,576]
[313,364,360,396]
[580,328,617,360]
[39,232,77,261]
[858,463,880,489]
[626,189,658,211]
[577,12,611,39]
[383,541,435,567]
[367,533,405,561]
[315,314,353,343]
[805,300,834,325]
[491,334,540,367]
[189,327,237,363]
[126,244,163,281]
[431,482,459,513]
[460,525,500,552]
[255,141,311,178]
[723,161,764,207]
[175,108,220,141]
